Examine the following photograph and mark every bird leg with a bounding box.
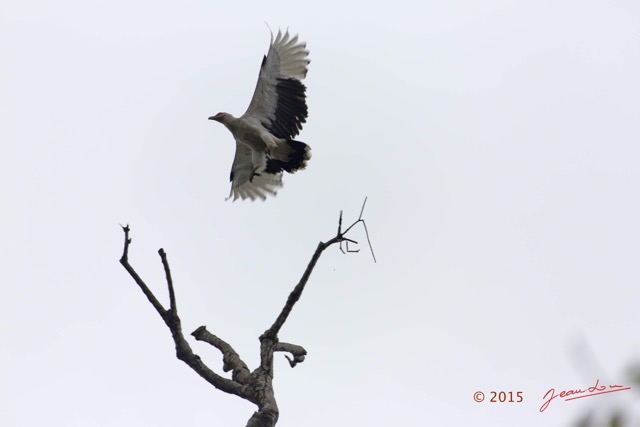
[250,149,267,182]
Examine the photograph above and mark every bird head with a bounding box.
[208,112,227,122]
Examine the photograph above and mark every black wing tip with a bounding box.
[267,78,308,139]
[265,140,311,174]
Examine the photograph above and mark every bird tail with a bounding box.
[266,139,311,174]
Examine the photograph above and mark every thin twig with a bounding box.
[359,196,368,219]
[362,220,376,263]
[346,241,360,253]
[338,198,376,263]
[119,225,167,316]
[159,249,177,314]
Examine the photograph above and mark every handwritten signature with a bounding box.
[540,379,631,412]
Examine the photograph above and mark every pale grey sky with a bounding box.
[2,1,640,426]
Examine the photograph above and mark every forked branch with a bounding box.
[119,225,248,399]
[118,199,374,427]
[262,197,375,341]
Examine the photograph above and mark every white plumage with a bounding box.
[209,30,312,201]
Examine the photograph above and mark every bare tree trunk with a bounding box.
[118,200,374,426]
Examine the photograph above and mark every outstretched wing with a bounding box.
[228,140,283,201]
[243,30,310,139]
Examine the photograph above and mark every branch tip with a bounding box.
[192,325,207,337]
[359,196,368,219]
[362,220,377,263]
[335,197,376,262]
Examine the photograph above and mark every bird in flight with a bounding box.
[209,30,311,201]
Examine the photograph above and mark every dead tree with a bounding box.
[119,200,374,427]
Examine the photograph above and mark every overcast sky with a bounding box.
[2,1,640,426]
